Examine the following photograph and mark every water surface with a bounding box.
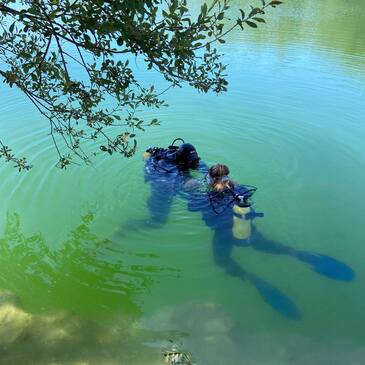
[0,1,365,364]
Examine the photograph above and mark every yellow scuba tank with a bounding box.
[232,204,251,240]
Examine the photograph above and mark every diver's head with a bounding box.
[208,164,230,180]
[208,164,233,192]
[175,143,200,169]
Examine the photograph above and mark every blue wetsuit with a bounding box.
[144,148,208,227]
[185,183,353,319]
[185,184,304,319]
[186,185,281,272]
[142,155,354,319]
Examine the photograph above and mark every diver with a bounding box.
[135,138,208,229]
[186,164,355,320]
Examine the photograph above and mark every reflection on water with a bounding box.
[0,212,178,317]
[223,0,365,76]
[0,213,182,364]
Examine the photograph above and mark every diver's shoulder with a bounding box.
[145,154,178,174]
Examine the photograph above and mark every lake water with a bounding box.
[0,1,365,364]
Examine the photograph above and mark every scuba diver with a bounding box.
[140,138,208,228]
[186,164,355,320]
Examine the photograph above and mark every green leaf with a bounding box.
[9,22,16,33]
[252,17,266,23]
[149,118,160,126]
[217,38,226,44]
[201,3,208,16]
[249,7,262,17]
[195,34,207,41]
[245,20,258,28]
[239,9,245,19]
[270,0,283,5]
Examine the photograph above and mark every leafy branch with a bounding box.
[0,139,32,171]
[0,0,283,170]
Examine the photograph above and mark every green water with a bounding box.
[1,1,365,364]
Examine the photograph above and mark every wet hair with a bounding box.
[208,164,230,180]
[208,164,234,191]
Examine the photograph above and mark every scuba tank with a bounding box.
[231,188,264,239]
[143,138,185,174]
[232,204,252,239]
[215,186,261,240]
[231,187,263,239]
[144,138,200,172]
[208,184,260,239]
[144,138,184,162]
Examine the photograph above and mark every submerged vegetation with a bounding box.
[0,0,283,170]
[0,289,186,365]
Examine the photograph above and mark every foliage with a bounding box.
[0,0,283,169]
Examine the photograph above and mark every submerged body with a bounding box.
[185,174,354,319]
[141,153,354,319]
[143,142,208,227]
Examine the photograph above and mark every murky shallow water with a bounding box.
[1,1,365,364]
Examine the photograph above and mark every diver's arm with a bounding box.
[186,192,207,212]
[180,160,208,192]
[183,178,201,191]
